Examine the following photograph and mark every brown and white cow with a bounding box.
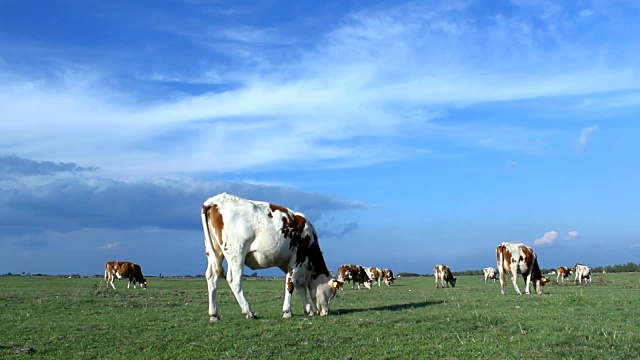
[382,268,395,285]
[364,267,394,286]
[556,266,572,283]
[434,264,457,288]
[496,242,550,295]
[337,264,372,290]
[201,193,343,321]
[574,264,591,284]
[104,261,148,290]
[483,267,498,283]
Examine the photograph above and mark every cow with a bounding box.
[434,264,457,288]
[556,266,572,283]
[483,267,498,283]
[496,242,550,295]
[382,268,395,285]
[364,267,394,286]
[337,264,372,290]
[104,261,148,290]
[201,193,343,322]
[574,264,592,284]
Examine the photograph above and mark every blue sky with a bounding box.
[1,0,639,277]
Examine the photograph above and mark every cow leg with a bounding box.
[282,270,295,318]
[509,264,522,295]
[226,261,254,319]
[297,286,314,316]
[435,276,439,288]
[523,272,533,294]
[205,253,224,322]
[498,271,506,295]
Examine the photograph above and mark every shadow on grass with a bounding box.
[334,300,443,315]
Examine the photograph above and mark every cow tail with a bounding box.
[201,206,217,258]
[497,247,504,276]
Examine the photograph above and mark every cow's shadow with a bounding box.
[334,301,442,315]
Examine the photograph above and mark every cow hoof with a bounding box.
[209,315,219,323]
[283,311,292,318]
[244,313,255,319]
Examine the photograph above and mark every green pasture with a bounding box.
[1,273,639,359]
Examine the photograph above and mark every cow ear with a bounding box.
[330,280,343,288]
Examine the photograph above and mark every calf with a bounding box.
[434,264,457,288]
[556,266,572,283]
[496,242,550,295]
[201,193,342,321]
[104,261,148,290]
[483,267,498,283]
[337,264,372,290]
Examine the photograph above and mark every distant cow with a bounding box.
[382,268,395,285]
[104,261,148,290]
[434,264,457,288]
[574,264,592,284]
[483,267,498,283]
[201,193,342,321]
[337,264,372,290]
[364,267,394,286]
[496,242,550,295]
[556,266,572,283]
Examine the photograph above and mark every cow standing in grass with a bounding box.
[104,261,148,290]
[574,264,592,284]
[434,264,457,288]
[496,242,550,295]
[484,267,498,283]
[556,266,572,283]
[201,193,342,322]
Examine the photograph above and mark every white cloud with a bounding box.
[534,230,558,245]
[577,126,598,153]
[1,2,639,180]
[565,231,579,240]
[507,161,519,169]
[98,242,120,251]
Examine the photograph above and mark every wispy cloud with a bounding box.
[0,155,96,178]
[564,231,579,240]
[577,126,598,153]
[98,242,120,251]
[1,2,639,180]
[534,230,558,245]
[507,161,519,169]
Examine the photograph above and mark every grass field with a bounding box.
[1,273,639,359]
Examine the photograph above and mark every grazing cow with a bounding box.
[483,267,498,283]
[201,193,343,321]
[574,264,592,284]
[364,267,394,286]
[434,264,457,288]
[556,266,572,283]
[337,264,373,290]
[382,268,395,285]
[496,242,550,295]
[104,261,148,290]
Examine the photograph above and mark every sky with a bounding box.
[1,0,639,277]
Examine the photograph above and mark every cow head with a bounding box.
[141,278,148,289]
[535,277,550,294]
[450,277,457,288]
[363,279,373,289]
[311,277,342,316]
